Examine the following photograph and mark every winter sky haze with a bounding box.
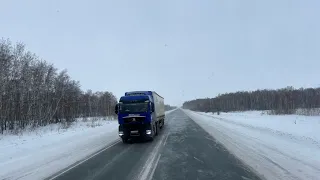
[1,0,320,106]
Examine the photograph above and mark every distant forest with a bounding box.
[183,86,320,115]
[0,38,117,134]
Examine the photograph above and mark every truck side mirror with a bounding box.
[114,103,119,115]
[151,103,155,112]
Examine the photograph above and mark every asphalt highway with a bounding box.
[48,109,262,180]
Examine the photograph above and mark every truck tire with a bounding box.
[122,137,128,143]
[155,122,159,136]
[160,119,164,129]
[148,124,156,141]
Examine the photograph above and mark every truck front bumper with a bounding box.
[119,123,153,139]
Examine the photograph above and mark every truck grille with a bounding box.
[124,117,145,123]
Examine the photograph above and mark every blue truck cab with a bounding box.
[115,91,165,143]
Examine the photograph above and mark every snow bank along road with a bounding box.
[0,119,120,180]
[48,109,261,180]
[185,110,320,180]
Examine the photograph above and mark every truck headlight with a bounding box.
[146,130,152,135]
[119,131,124,136]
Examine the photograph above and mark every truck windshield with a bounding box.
[119,103,148,113]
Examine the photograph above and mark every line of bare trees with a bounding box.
[183,86,320,114]
[0,38,117,134]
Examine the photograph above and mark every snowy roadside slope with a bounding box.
[0,119,119,180]
[183,110,320,180]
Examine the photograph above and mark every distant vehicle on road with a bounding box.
[115,91,165,143]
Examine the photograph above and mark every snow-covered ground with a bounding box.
[184,109,320,180]
[0,118,119,180]
[0,110,176,180]
[165,108,178,114]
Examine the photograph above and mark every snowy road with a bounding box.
[49,109,261,180]
[184,110,320,180]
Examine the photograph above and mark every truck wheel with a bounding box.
[149,124,156,140]
[155,122,159,136]
[122,137,128,143]
[148,134,154,142]
[160,119,164,129]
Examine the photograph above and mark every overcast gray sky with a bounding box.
[1,0,320,106]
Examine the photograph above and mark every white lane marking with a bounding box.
[193,156,204,164]
[137,135,165,180]
[163,133,169,146]
[241,176,253,180]
[48,139,121,180]
[148,154,161,180]
[139,153,161,180]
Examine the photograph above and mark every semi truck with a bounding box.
[114,91,165,143]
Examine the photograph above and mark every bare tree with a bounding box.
[0,38,118,134]
[183,86,320,115]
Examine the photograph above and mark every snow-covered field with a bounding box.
[0,110,176,180]
[184,109,320,180]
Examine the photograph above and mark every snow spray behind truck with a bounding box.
[114,91,165,143]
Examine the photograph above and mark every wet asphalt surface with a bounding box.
[49,109,262,180]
